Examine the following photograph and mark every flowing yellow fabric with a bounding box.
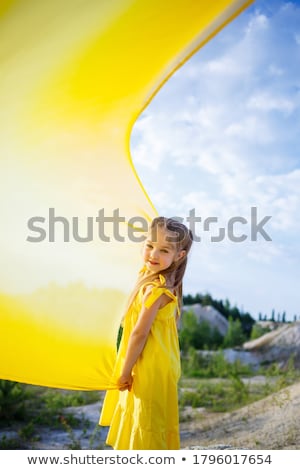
[0,0,253,390]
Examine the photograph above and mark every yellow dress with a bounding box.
[99,274,181,450]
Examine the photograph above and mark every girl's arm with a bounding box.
[117,288,169,391]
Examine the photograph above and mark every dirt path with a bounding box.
[180,381,300,450]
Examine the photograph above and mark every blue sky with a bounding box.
[130,0,300,321]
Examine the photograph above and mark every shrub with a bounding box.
[181,348,253,378]
[0,380,27,422]
[179,311,223,351]
[223,317,246,347]
[250,323,271,340]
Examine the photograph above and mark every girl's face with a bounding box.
[142,226,185,273]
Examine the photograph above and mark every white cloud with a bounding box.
[150,191,178,211]
[245,12,269,34]
[225,115,273,143]
[247,91,297,114]
[131,114,170,170]
[268,64,284,76]
[167,165,300,265]
[131,1,300,319]
[254,169,300,232]
[201,56,244,77]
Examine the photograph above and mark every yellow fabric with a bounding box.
[99,274,181,449]
[0,0,254,390]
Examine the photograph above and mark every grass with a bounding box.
[0,384,103,449]
[178,353,300,416]
[179,376,276,413]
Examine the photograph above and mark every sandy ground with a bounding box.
[180,381,300,450]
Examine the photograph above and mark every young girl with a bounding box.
[99,216,193,450]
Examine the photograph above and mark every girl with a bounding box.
[99,216,193,450]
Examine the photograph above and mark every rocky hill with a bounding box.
[243,322,300,368]
[181,304,228,336]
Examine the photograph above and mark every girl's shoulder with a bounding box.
[140,275,177,310]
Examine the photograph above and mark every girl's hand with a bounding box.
[117,373,133,392]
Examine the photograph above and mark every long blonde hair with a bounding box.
[122,216,193,321]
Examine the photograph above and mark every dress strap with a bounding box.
[142,274,180,316]
[143,285,176,309]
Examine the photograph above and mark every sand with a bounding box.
[180,381,300,450]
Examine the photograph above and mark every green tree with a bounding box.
[201,293,213,307]
[179,311,223,351]
[250,323,270,340]
[196,320,211,349]
[211,326,223,348]
[179,310,199,352]
[271,309,275,321]
[183,292,255,338]
[223,317,246,348]
[0,380,26,421]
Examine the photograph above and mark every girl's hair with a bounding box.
[122,216,193,322]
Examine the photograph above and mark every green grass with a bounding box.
[179,354,300,415]
[0,383,103,449]
[179,376,262,413]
